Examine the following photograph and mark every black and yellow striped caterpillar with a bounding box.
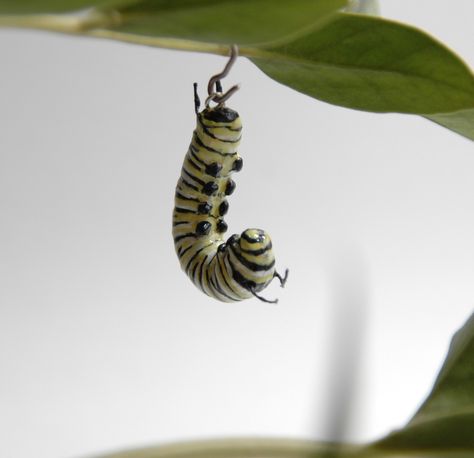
[172,48,288,303]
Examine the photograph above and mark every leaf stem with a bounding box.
[0,11,257,57]
[95,438,367,458]
[87,29,236,56]
[0,9,119,33]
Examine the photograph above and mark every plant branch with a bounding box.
[0,9,119,33]
[87,29,236,56]
[0,11,256,57]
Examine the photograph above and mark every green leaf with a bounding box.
[1,2,473,140]
[0,0,129,14]
[95,438,364,458]
[369,312,474,452]
[371,412,474,450]
[250,13,474,115]
[410,312,474,424]
[427,109,474,142]
[106,0,347,46]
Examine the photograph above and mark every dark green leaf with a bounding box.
[106,0,347,46]
[0,0,129,14]
[410,312,474,424]
[250,13,474,116]
[372,412,474,450]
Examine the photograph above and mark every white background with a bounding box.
[1,1,473,457]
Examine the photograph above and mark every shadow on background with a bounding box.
[319,246,369,455]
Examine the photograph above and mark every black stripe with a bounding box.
[190,149,206,164]
[177,242,196,257]
[189,143,203,156]
[175,191,201,203]
[198,117,241,144]
[199,122,242,133]
[180,177,199,192]
[209,270,237,301]
[190,149,208,168]
[240,242,273,256]
[227,262,267,294]
[182,168,205,186]
[185,242,211,272]
[216,252,241,299]
[193,132,220,154]
[230,245,275,272]
[174,233,196,243]
[227,257,253,290]
[229,264,266,293]
[191,256,202,284]
[241,230,265,244]
[187,155,203,173]
[205,268,215,300]
[193,132,236,157]
[173,221,190,227]
[174,207,196,214]
[179,243,195,258]
[197,253,209,291]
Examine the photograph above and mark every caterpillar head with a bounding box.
[201,105,239,123]
[199,106,242,143]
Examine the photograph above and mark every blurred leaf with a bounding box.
[95,435,474,458]
[369,312,474,453]
[106,0,347,46]
[96,438,363,458]
[93,314,474,457]
[0,0,129,14]
[371,412,474,450]
[373,412,474,450]
[344,0,379,15]
[251,13,474,115]
[410,312,474,424]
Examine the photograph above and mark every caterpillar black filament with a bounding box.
[172,46,288,303]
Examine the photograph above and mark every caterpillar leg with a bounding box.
[247,269,289,304]
[274,268,289,288]
[250,288,278,305]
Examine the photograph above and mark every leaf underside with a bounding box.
[98,3,474,140]
[0,0,127,14]
[0,1,473,139]
[110,0,347,46]
[426,109,474,141]
[250,13,474,140]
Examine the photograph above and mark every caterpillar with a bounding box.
[172,47,288,303]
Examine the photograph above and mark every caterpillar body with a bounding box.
[172,90,287,303]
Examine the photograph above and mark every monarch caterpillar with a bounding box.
[172,46,288,303]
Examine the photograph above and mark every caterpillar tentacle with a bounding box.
[274,269,290,288]
[172,101,287,303]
